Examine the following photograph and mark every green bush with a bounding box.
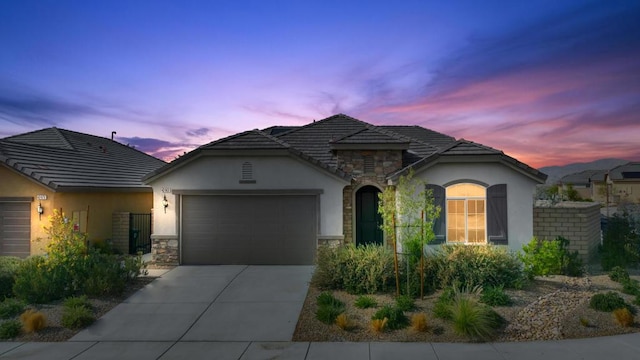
[433,288,455,320]
[450,292,503,341]
[519,237,584,278]
[621,279,640,296]
[0,298,26,319]
[315,292,345,325]
[0,257,21,299]
[609,266,630,283]
[600,214,640,270]
[589,292,628,312]
[312,244,395,294]
[480,286,513,307]
[317,292,343,308]
[12,212,146,303]
[63,295,92,310]
[12,256,66,303]
[372,305,409,330]
[0,320,22,339]
[354,295,377,309]
[395,295,416,312]
[423,245,525,290]
[61,306,95,329]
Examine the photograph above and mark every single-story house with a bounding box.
[0,128,166,257]
[560,170,604,200]
[144,114,547,265]
[590,163,640,205]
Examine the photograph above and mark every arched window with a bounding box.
[446,183,486,244]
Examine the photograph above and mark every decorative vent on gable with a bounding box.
[364,156,375,174]
[240,162,256,184]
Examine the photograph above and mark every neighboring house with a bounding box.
[0,128,166,257]
[560,170,604,200]
[144,114,547,265]
[564,162,640,205]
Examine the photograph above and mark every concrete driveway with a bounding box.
[71,265,314,342]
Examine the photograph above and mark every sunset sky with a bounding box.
[1,0,638,168]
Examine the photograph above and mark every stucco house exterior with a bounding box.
[144,114,547,265]
[0,128,165,257]
[590,163,640,205]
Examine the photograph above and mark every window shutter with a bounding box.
[487,184,508,245]
[426,184,446,244]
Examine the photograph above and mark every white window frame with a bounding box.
[445,183,487,244]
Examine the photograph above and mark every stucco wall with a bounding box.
[1,165,153,255]
[415,161,539,251]
[147,154,348,239]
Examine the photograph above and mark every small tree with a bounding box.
[378,170,441,298]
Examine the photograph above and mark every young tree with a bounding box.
[378,170,441,297]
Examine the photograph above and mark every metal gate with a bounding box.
[129,213,151,254]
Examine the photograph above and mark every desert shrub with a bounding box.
[13,256,66,303]
[608,266,630,283]
[0,298,26,319]
[20,309,47,333]
[372,305,409,330]
[335,313,354,330]
[315,292,345,325]
[354,295,377,309]
[423,245,525,290]
[433,288,455,320]
[579,317,590,327]
[449,288,503,341]
[519,237,584,278]
[411,313,428,332]
[63,296,92,310]
[621,279,640,296]
[634,295,640,306]
[0,257,21,299]
[589,292,628,312]
[395,295,416,312]
[312,244,395,294]
[317,292,342,307]
[0,320,22,339]
[613,307,634,327]
[370,318,388,333]
[481,285,513,307]
[13,211,145,303]
[61,306,95,329]
[600,214,640,270]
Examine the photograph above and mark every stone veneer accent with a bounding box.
[533,201,601,262]
[337,149,403,244]
[151,234,180,265]
[111,212,130,254]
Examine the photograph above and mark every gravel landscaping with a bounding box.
[293,274,640,342]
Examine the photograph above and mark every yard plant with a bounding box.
[519,236,584,278]
[12,210,146,303]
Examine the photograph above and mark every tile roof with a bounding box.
[0,128,165,191]
[561,170,605,185]
[144,113,546,184]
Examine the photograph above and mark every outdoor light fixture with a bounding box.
[162,195,169,213]
[37,202,44,220]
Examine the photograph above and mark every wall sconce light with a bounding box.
[37,202,44,220]
[162,195,169,213]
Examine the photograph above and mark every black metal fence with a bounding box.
[129,213,151,254]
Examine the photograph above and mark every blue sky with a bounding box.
[1,0,639,167]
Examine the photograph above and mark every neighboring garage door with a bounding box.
[182,194,317,265]
[0,201,31,258]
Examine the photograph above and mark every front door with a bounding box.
[356,186,383,246]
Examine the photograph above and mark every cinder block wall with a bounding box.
[111,212,130,254]
[533,201,601,262]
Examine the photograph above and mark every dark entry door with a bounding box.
[356,186,383,246]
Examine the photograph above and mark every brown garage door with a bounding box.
[181,195,317,265]
[0,201,31,258]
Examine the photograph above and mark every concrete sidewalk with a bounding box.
[1,265,639,359]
